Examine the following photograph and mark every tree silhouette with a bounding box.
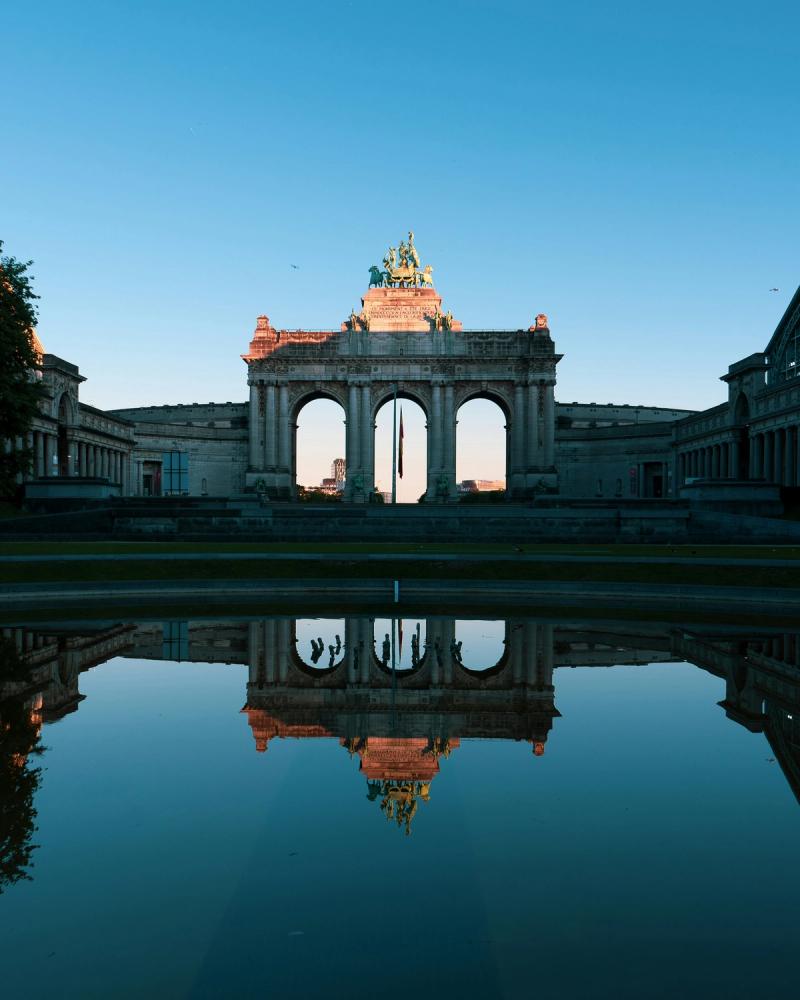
[0,638,45,892]
[0,240,45,498]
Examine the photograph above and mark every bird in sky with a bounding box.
[291,264,299,269]
[770,287,779,291]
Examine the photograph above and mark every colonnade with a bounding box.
[747,426,800,486]
[28,428,129,489]
[246,376,558,501]
[679,425,800,487]
[679,440,739,482]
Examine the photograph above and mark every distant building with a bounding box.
[458,479,506,493]
[332,457,346,485]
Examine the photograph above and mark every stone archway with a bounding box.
[242,278,561,501]
[455,390,511,496]
[372,389,430,503]
[292,391,347,499]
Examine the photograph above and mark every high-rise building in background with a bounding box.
[332,458,346,485]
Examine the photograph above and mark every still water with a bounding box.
[1,615,799,999]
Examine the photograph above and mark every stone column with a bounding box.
[345,618,358,685]
[443,384,456,498]
[428,382,443,499]
[796,426,800,487]
[540,624,555,690]
[35,432,44,477]
[524,623,538,686]
[346,382,360,499]
[359,618,371,686]
[44,434,55,477]
[360,384,373,494]
[248,383,261,469]
[277,385,289,471]
[784,427,794,486]
[441,619,455,685]
[275,619,290,684]
[511,383,525,492]
[247,621,263,687]
[543,382,555,467]
[265,383,277,470]
[772,430,781,484]
[508,620,523,685]
[527,382,540,469]
[711,446,719,478]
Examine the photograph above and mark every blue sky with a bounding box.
[3,1,798,490]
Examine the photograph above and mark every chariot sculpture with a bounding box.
[368,230,435,288]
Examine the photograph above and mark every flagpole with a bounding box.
[391,382,398,504]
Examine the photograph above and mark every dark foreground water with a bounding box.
[1,615,799,999]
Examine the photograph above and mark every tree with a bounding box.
[0,241,45,498]
[0,638,44,893]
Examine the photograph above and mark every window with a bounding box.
[162,451,188,494]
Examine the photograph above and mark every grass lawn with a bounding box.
[1,554,799,588]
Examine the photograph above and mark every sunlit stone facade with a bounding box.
[242,298,561,500]
[16,283,800,505]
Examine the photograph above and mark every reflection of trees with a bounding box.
[0,637,44,893]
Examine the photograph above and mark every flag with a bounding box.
[398,407,404,479]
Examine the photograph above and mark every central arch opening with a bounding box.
[456,397,507,499]
[374,395,428,503]
[294,396,345,499]
[373,617,427,671]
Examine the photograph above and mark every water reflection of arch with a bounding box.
[247,618,555,694]
[371,618,428,677]
[454,621,511,680]
[290,619,346,678]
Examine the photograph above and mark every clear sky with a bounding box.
[3,1,798,491]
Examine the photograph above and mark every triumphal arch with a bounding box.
[242,232,561,500]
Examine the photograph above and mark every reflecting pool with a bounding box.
[1,614,799,998]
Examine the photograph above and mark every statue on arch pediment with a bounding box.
[530,313,549,333]
[380,231,431,288]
